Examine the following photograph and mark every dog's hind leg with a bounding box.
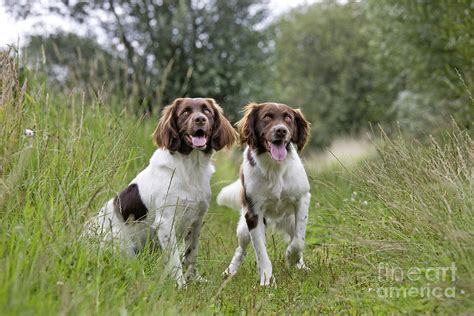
[224,215,250,277]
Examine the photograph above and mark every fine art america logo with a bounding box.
[374,262,458,299]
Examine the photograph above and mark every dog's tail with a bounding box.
[217,179,242,211]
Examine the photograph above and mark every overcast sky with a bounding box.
[0,0,318,47]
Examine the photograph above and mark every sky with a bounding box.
[0,0,318,47]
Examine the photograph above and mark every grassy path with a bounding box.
[1,80,472,314]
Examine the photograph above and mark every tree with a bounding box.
[5,0,270,117]
[272,1,379,147]
[367,0,473,131]
[271,0,472,147]
[25,33,128,98]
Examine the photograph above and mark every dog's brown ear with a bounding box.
[291,108,311,151]
[207,98,237,151]
[153,99,182,152]
[236,103,260,149]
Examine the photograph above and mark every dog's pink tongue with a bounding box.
[269,142,287,161]
[191,136,207,147]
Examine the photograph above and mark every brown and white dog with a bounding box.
[85,98,236,288]
[217,102,311,286]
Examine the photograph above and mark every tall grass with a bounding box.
[1,51,473,313]
[309,124,473,312]
[349,126,472,270]
[228,125,473,314]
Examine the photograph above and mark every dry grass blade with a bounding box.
[0,47,19,107]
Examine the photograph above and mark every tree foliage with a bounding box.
[272,1,379,147]
[7,0,270,117]
[26,33,127,97]
[367,0,473,133]
[4,0,472,147]
[272,0,472,146]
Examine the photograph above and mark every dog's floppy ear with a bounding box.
[236,103,260,149]
[153,98,182,152]
[207,98,237,151]
[291,108,311,151]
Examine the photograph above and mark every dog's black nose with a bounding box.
[275,126,288,138]
[194,114,207,125]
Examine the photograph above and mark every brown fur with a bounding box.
[207,99,238,151]
[153,98,183,152]
[236,102,260,150]
[246,149,256,167]
[240,167,246,208]
[240,167,258,230]
[291,108,311,151]
[244,211,259,230]
[114,183,148,222]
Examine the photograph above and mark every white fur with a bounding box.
[216,179,241,211]
[219,144,311,286]
[84,148,215,288]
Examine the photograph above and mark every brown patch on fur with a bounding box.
[240,167,258,230]
[207,98,237,151]
[236,103,264,153]
[153,98,183,152]
[245,210,258,230]
[114,183,148,222]
[246,149,256,166]
[290,108,311,151]
[240,167,246,207]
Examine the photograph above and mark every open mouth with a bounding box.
[267,140,288,161]
[185,129,208,149]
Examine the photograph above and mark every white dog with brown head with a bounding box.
[218,102,311,286]
[85,98,236,288]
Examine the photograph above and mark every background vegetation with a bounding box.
[1,0,473,314]
[4,0,472,146]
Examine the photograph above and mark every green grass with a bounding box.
[1,70,473,314]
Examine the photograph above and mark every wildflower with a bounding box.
[24,129,34,137]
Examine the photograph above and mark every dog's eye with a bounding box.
[203,107,211,114]
[285,114,292,122]
[263,114,272,120]
[180,109,190,116]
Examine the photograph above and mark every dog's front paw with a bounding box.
[175,275,187,289]
[259,270,276,287]
[186,272,208,283]
[285,241,304,267]
[260,275,277,288]
[295,259,310,271]
[223,265,238,278]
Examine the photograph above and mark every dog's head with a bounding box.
[153,98,237,154]
[237,102,310,161]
